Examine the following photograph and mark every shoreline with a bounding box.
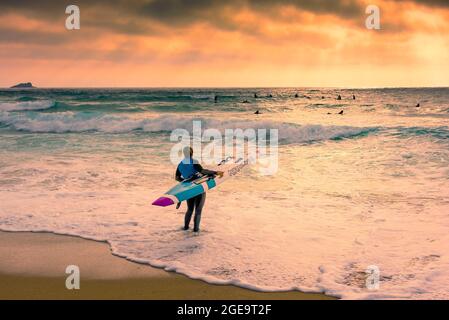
[0,230,335,300]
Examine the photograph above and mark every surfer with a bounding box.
[337,95,342,100]
[176,147,223,233]
[254,110,261,114]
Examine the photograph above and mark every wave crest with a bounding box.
[0,112,376,144]
[0,100,55,111]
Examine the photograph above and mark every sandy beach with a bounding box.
[0,231,334,300]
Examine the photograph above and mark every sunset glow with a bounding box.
[1,0,448,87]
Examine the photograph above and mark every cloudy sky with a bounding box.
[0,0,448,87]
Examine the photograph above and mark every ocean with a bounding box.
[0,87,448,299]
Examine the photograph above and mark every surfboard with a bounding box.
[152,157,248,207]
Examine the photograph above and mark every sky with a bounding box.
[0,0,448,88]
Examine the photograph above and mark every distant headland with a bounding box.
[10,82,36,89]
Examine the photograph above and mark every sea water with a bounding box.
[0,88,448,299]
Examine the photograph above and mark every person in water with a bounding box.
[175,147,223,233]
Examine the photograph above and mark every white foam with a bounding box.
[0,112,373,144]
[0,100,55,111]
[0,135,448,299]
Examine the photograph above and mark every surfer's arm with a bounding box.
[175,167,183,182]
[194,164,224,178]
[194,164,216,176]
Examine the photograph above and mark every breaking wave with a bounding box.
[0,112,377,144]
[0,100,55,111]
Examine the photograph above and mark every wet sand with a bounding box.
[0,231,335,300]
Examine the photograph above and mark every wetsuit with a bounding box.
[176,159,217,232]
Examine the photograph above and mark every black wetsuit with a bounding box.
[176,164,217,232]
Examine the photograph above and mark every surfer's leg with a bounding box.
[193,193,206,232]
[184,198,195,230]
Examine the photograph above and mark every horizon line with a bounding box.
[2,85,449,90]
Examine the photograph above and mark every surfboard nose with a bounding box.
[152,197,175,207]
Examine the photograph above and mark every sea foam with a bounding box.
[0,112,375,144]
[0,100,55,111]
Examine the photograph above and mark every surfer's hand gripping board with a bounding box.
[152,157,247,207]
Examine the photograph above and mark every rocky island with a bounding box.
[10,82,36,89]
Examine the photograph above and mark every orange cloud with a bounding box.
[0,0,448,87]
